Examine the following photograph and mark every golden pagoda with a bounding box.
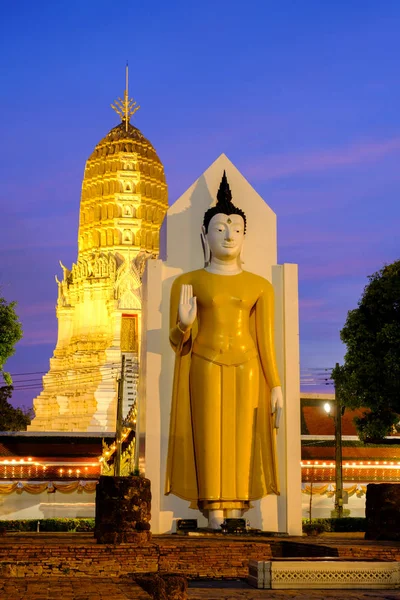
[29,68,168,432]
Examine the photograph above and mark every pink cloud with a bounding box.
[17,328,56,347]
[18,302,56,317]
[280,229,369,248]
[0,214,76,251]
[299,298,343,324]
[299,299,325,310]
[300,257,380,281]
[244,138,400,180]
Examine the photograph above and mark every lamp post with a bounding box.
[324,364,343,518]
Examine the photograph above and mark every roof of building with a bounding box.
[0,433,115,458]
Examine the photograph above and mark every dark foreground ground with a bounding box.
[1,577,400,600]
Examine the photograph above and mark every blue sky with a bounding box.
[1,1,399,407]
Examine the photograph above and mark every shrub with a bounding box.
[0,518,95,532]
[302,518,366,534]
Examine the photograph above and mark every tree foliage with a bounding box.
[333,261,400,443]
[0,386,32,431]
[0,295,22,384]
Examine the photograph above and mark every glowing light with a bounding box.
[323,402,331,414]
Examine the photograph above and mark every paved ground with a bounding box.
[1,578,400,599]
[0,578,150,599]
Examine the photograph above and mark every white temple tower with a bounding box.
[29,73,168,432]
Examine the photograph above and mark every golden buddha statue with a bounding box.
[165,172,283,528]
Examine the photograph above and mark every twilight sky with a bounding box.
[1,1,399,409]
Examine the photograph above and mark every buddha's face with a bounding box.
[206,213,245,261]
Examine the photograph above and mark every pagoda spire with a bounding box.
[111,62,140,131]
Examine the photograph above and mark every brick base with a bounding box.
[1,534,400,579]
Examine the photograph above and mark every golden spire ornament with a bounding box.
[111,62,140,131]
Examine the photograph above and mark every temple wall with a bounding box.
[301,483,367,519]
[0,486,96,520]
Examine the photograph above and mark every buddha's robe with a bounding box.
[165,269,281,510]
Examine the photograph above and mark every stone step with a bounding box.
[248,560,400,590]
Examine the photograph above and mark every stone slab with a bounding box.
[248,560,400,589]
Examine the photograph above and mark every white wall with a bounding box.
[301,484,366,519]
[0,487,95,520]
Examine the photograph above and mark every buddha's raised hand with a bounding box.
[178,284,197,330]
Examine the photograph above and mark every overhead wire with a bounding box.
[9,366,335,392]
[10,363,121,378]
[12,374,117,391]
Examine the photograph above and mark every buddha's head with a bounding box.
[203,172,246,262]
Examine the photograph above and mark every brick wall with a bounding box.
[0,536,272,579]
[157,539,273,578]
[1,535,399,579]
[0,543,159,578]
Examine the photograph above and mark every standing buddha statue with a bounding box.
[165,171,283,529]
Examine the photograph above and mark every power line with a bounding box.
[11,367,118,383]
[10,363,121,378]
[12,375,117,392]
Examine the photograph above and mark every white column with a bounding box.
[139,260,163,532]
[272,263,302,535]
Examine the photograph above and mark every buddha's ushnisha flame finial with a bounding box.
[216,170,233,207]
[203,170,247,234]
[111,62,140,132]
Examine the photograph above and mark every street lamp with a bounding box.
[323,371,344,518]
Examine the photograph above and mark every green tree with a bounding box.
[333,261,400,443]
[0,386,32,431]
[0,294,23,384]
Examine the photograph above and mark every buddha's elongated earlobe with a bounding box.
[239,240,245,267]
[201,226,211,267]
